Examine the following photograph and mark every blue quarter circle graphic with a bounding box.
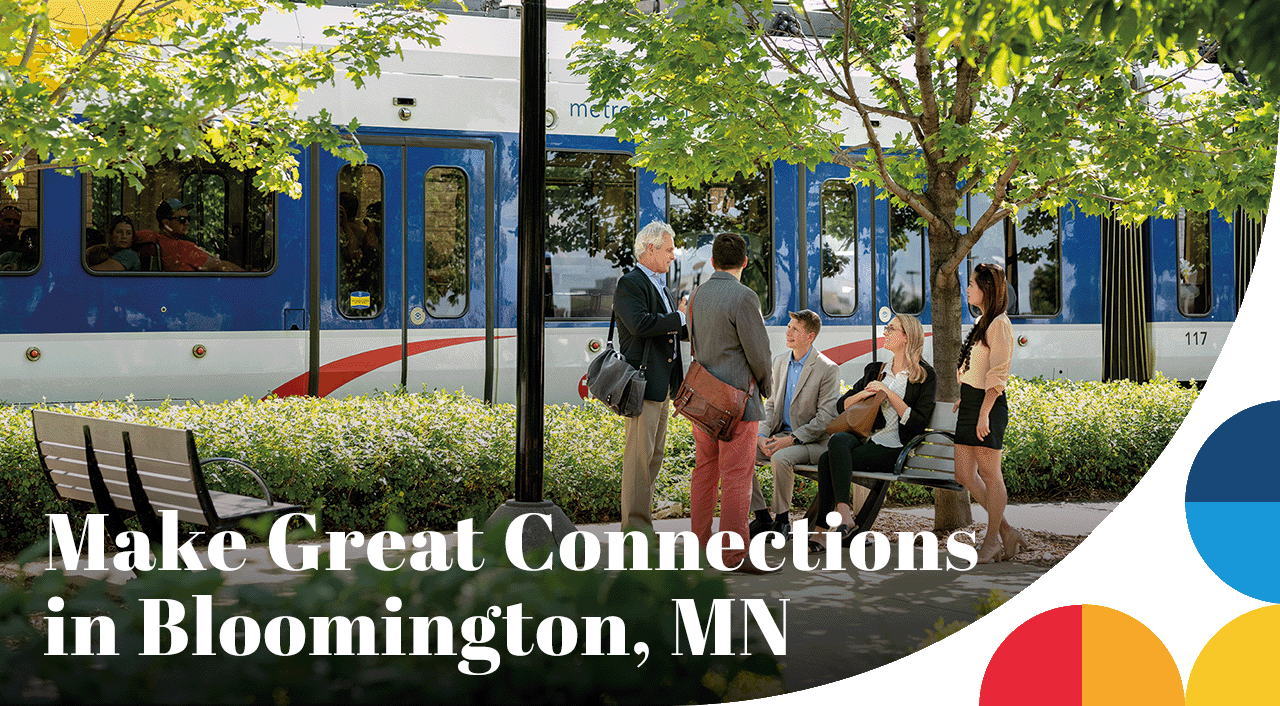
[1185,401,1280,502]
[1186,401,1280,603]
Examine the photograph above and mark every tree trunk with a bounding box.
[928,221,973,530]
[933,487,972,532]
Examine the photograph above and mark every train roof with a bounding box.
[257,3,905,143]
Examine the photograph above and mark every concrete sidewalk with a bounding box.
[598,500,1115,691]
[12,501,1116,693]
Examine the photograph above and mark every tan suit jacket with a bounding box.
[761,349,840,444]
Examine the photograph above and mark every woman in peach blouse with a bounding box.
[954,262,1023,563]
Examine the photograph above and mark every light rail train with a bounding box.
[0,4,1263,406]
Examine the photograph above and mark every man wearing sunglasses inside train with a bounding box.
[134,198,246,272]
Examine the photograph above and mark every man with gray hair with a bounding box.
[614,221,688,531]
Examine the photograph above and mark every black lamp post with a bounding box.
[485,0,575,552]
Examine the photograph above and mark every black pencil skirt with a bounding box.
[954,383,1008,449]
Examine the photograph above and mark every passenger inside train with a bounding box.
[134,198,247,273]
[87,215,143,272]
[0,204,39,272]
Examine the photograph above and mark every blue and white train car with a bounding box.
[0,4,1261,405]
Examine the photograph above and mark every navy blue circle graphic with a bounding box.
[1186,400,1280,603]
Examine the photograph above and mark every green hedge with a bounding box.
[0,376,1196,554]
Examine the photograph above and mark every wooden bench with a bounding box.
[32,409,299,543]
[793,406,963,534]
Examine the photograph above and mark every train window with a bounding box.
[889,201,925,315]
[423,167,468,318]
[83,160,275,274]
[819,180,858,316]
[1007,205,1061,316]
[669,169,773,315]
[0,162,40,275]
[1177,209,1212,316]
[966,195,1061,317]
[545,151,637,318]
[337,165,385,318]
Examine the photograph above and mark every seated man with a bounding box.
[750,309,840,539]
[134,198,244,272]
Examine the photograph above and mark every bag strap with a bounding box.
[607,308,654,371]
[687,284,698,358]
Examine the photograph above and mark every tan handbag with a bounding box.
[825,363,886,438]
[672,285,757,441]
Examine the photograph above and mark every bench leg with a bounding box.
[851,480,891,535]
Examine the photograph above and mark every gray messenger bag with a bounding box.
[586,312,650,417]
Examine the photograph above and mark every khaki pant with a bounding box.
[750,440,826,515]
[621,399,670,532]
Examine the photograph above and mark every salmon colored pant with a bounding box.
[690,419,759,565]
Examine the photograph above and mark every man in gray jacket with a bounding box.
[687,232,774,573]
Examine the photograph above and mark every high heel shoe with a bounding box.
[976,536,1003,564]
[1000,527,1026,562]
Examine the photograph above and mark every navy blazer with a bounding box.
[614,267,687,401]
[835,360,937,445]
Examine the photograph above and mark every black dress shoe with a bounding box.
[748,517,773,537]
[772,518,792,540]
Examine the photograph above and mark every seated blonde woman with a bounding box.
[809,314,937,553]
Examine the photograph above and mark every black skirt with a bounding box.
[955,383,1008,449]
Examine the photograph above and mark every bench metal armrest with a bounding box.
[892,429,956,475]
[199,457,275,505]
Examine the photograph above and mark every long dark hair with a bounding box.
[958,262,1008,372]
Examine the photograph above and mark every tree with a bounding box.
[1,0,453,198]
[570,0,1275,527]
[943,0,1280,94]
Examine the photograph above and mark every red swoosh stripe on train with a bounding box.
[822,331,932,366]
[268,335,502,399]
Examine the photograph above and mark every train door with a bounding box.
[403,139,495,401]
[316,137,495,400]
[1147,209,1235,383]
[806,162,882,373]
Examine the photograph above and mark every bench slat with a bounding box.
[901,454,958,474]
[210,491,285,522]
[912,442,954,459]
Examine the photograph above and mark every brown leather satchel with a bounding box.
[674,361,756,441]
[672,286,757,441]
[825,363,886,438]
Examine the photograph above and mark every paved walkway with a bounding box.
[13,502,1115,693]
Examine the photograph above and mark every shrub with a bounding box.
[0,376,1196,554]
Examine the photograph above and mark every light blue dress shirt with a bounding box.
[763,348,811,437]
